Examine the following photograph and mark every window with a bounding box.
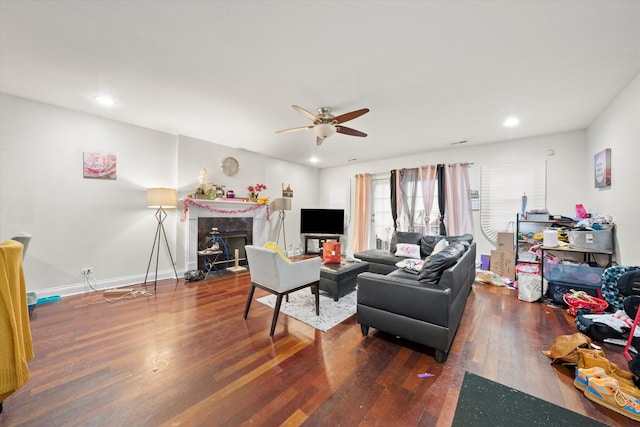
[371,174,393,249]
[371,173,440,249]
[480,160,546,243]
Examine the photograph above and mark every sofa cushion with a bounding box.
[418,242,466,285]
[420,233,474,257]
[390,231,422,254]
[394,243,421,259]
[432,239,449,255]
[395,258,425,274]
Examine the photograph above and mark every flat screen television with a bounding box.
[300,208,345,235]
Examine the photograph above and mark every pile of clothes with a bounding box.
[544,332,640,421]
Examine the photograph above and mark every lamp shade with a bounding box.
[147,188,177,208]
[273,197,291,211]
[314,123,336,138]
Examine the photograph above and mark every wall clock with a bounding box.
[221,157,239,176]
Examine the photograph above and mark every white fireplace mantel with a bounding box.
[182,198,269,270]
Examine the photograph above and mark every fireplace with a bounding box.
[183,199,268,271]
[197,217,252,269]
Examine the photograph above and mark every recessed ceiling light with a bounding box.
[94,95,115,106]
[309,157,319,164]
[503,116,520,127]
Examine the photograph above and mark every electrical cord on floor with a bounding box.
[84,272,153,304]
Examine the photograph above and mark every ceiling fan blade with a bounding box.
[292,105,318,122]
[336,125,367,137]
[316,136,325,146]
[334,108,369,124]
[275,125,314,134]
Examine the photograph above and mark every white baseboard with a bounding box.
[32,268,185,300]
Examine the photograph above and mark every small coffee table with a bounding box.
[320,259,369,301]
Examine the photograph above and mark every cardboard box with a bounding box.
[497,232,514,251]
[490,250,515,280]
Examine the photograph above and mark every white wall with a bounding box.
[0,93,178,296]
[175,134,320,259]
[586,73,640,265]
[0,93,321,296]
[3,73,637,297]
[320,130,590,260]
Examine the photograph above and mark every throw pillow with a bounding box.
[390,231,422,254]
[263,241,291,263]
[395,258,425,274]
[394,243,421,259]
[418,243,465,285]
[432,238,449,255]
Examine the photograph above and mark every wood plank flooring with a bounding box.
[0,272,633,426]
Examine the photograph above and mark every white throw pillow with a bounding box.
[394,243,421,259]
[395,258,425,273]
[431,239,449,255]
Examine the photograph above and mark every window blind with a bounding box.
[480,160,546,243]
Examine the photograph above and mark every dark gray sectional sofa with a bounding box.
[355,232,477,362]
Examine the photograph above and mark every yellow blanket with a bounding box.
[0,240,34,401]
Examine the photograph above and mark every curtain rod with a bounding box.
[355,162,474,177]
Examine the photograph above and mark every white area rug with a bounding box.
[256,289,356,332]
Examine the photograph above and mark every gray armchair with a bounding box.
[243,245,322,336]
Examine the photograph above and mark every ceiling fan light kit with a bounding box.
[314,123,336,138]
[276,105,369,145]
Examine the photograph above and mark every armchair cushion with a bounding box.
[262,241,291,263]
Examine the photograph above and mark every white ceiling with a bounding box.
[1,1,639,168]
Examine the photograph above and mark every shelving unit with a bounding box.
[516,214,615,302]
[515,213,575,267]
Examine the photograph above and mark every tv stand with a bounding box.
[304,234,340,255]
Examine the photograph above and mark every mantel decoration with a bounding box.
[195,168,216,199]
[248,183,267,200]
[181,197,270,222]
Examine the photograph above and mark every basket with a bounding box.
[563,291,608,317]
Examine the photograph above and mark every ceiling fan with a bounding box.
[275,105,370,146]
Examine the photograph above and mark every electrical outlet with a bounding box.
[81,267,93,275]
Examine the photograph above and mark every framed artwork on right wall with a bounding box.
[594,148,611,189]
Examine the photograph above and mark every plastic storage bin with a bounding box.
[544,263,604,286]
[568,229,613,251]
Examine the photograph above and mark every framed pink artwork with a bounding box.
[594,148,611,189]
[83,151,117,180]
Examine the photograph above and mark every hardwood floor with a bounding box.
[1,272,632,426]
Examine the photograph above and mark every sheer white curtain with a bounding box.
[419,165,438,231]
[444,163,474,236]
[397,168,419,231]
[353,173,372,252]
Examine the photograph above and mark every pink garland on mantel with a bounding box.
[181,198,270,222]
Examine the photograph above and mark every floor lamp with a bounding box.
[144,187,179,290]
[273,198,292,250]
